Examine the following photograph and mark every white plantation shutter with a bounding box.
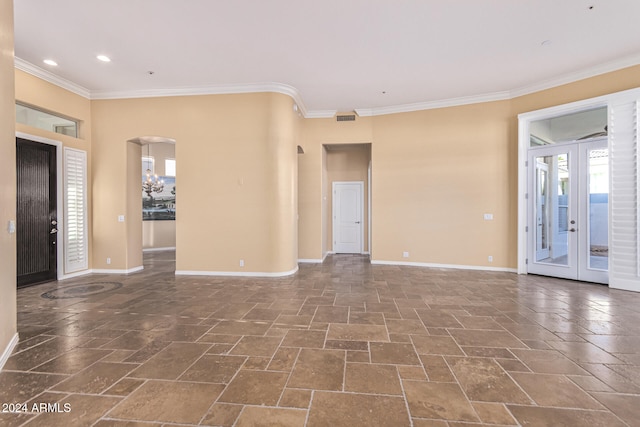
[609,98,639,291]
[64,148,88,273]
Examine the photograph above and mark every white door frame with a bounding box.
[332,181,364,254]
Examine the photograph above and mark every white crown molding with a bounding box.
[15,57,91,99]
[15,53,640,118]
[357,53,640,116]
[305,110,337,119]
[355,91,512,117]
[92,81,313,114]
[509,52,640,99]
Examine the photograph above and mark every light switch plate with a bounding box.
[483,213,494,220]
[118,215,125,222]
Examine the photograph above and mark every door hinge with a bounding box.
[525,193,528,199]
[525,258,528,265]
[525,160,528,167]
[525,226,528,232]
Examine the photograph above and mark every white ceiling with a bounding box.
[13,0,640,117]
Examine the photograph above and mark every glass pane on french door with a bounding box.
[585,144,609,273]
[534,153,570,265]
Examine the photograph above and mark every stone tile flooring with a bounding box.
[2,251,640,426]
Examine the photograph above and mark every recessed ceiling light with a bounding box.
[43,59,58,66]
[97,55,111,62]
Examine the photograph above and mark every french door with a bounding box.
[527,138,608,284]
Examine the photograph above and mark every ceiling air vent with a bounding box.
[336,114,356,122]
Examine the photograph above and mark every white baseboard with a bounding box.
[143,247,176,252]
[0,333,19,372]
[325,251,370,256]
[92,266,144,274]
[176,265,299,278]
[298,258,324,263]
[370,259,517,273]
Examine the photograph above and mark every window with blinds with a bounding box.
[64,148,88,273]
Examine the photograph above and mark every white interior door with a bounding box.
[333,181,363,254]
[527,138,609,284]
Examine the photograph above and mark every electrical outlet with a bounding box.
[118,215,125,222]
[106,257,111,265]
[239,259,244,267]
[402,251,409,258]
[488,256,493,262]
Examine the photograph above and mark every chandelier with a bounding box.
[143,169,164,197]
[142,145,164,198]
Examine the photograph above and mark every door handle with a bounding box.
[50,228,58,234]
[569,228,576,232]
[355,221,361,224]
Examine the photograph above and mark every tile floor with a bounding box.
[2,251,640,426]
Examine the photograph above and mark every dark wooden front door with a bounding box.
[16,138,58,287]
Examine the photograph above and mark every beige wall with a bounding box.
[321,145,328,257]
[92,92,299,274]
[0,0,16,361]
[298,109,511,267]
[143,221,176,249]
[143,142,176,249]
[325,145,371,253]
[371,102,512,267]
[297,140,321,260]
[126,142,143,269]
[11,55,640,278]
[297,66,640,269]
[299,117,374,260]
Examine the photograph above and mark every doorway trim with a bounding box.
[517,86,640,278]
[15,131,64,281]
